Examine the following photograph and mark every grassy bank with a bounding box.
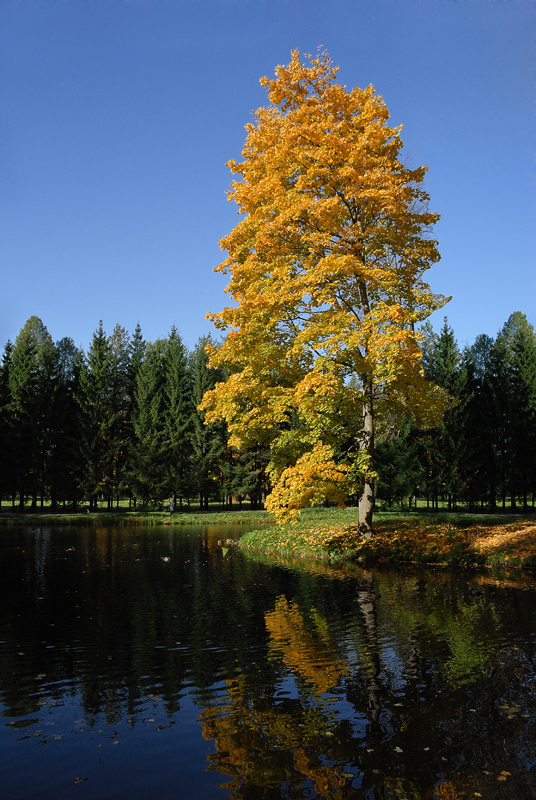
[0,508,270,528]
[239,507,536,569]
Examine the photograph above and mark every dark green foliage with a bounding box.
[1,311,535,513]
[190,336,227,509]
[375,416,420,509]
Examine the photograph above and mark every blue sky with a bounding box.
[1,0,534,354]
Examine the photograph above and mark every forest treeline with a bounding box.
[0,311,535,513]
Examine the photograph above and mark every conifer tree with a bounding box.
[460,335,497,509]
[8,317,57,508]
[164,327,194,505]
[191,336,227,509]
[77,321,113,509]
[132,339,169,507]
[419,319,463,509]
[503,312,536,509]
[0,341,14,508]
[47,337,84,510]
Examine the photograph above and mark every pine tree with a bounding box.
[77,321,113,509]
[0,341,14,508]
[419,318,464,509]
[375,415,421,509]
[164,327,194,506]
[8,317,57,508]
[503,313,536,509]
[132,339,169,507]
[190,336,227,509]
[47,337,84,510]
[460,335,497,510]
[124,323,146,508]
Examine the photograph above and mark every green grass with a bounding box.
[0,508,271,528]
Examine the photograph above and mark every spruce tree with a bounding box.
[132,339,169,507]
[8,317,57,509]
[190,336,227,509]
[77,321,113,510]
[0,341,14,508]
[164,327,194,506]
[503,313,536,509]
[47,337,84,510]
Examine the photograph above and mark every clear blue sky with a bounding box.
[1,0,534,354]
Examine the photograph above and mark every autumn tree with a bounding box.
[201,50,448,536]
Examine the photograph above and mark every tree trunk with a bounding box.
[358,378,374,539]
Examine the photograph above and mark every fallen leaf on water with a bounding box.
[394,746,403,753]
[497,775,507,781]
[74,777,88,784]
[501,771,511,776]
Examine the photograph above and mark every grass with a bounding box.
[239,507,536,569]
[0,508,270,528]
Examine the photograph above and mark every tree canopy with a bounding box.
[201,50,448,535]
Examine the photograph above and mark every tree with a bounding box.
[0,341,14,507]
[164,327,194,505]
[131,339,169,507]
[190,336,228,509]
[502,312,536,509]
[77,321,113,509]
[47,337,84,510]
[8,316,57,508]
[419,319,465,510]
[201,50,448,536]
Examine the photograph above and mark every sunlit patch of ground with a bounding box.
[471,522,536,560]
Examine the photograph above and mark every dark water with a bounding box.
[1,524,536,799]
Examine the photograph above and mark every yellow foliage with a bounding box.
[201,49,449,525]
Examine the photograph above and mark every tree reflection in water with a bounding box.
[1,526,536,799]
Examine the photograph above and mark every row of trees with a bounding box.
[0,316,266,511]
[376,311,536,512]
[0,310,534,514]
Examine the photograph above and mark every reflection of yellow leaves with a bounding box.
[293,747,345,794]
[434,780,460,799]
[265,596,350,694]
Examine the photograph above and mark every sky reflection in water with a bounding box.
[1,523,536,799]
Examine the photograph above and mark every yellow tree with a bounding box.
[201,50,448,536]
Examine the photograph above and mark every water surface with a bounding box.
[1,523,536,799]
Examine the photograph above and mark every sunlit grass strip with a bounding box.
[240,511,536,568]
[0,509,270,528]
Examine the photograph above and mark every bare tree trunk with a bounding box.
[359,377,374,539]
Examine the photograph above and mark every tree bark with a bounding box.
[359,376,374,539]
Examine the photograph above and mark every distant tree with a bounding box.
[106,324,133,508]
[124,323,146,508]
[0,341,14,508]
[131,339,169,507]
[77,321,114,509]
[375,415,421,509]
[8,317,57,508]
[190,336,227,509]
[164,327,194,506]
[460,335,498,510]
[419,319,464,509]
[47,337,84,510]
[502,312,536,509]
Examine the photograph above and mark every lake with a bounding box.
[1,523,536,799]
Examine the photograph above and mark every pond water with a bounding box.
[1,523,536,799]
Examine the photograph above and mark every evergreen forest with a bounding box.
[0,311,535,514]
